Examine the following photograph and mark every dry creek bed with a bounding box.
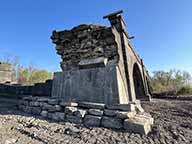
[0,98,191,144]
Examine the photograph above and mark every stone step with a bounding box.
[123,113,153,135]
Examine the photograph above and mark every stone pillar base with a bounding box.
[18,96,154,135]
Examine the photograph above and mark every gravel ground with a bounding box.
[0,98,191,144]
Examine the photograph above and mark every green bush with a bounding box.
[177,85,192,95]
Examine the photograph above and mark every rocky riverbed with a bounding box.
[0,98,191,144]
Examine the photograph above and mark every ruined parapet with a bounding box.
[51,22,129,104]
[51,24,118,71]
[0,62,12,83]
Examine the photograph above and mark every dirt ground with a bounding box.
[0,98,191,144]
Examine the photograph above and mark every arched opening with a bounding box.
[133,63,145,100]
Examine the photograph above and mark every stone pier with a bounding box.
[18,10,154,135]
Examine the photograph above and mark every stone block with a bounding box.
[103,109,118,117]
[88,109,103,116]
[42,104,56,112]
[73,109,87,118]
[101,116,123,129]
[123,117,152,135]
[78,57,108,69]
[106,104,135,111]
[41,110,48,117]
[52,112,65,121]
[135,113,154,125]
[30,101,39,107]
[65,106,77,115]
[55,105,62,111]
[65,115,82,124]
[105,37,116,45]
[84,115,101,127]
[116,111,136,119]
[23,96,33,101]
[48,99,59,105]
[60,101,78,107]
[39,102,47,107]
[47,112,53,119]
[78,102,105,110]
[51,66,123,105]
[37,97,49,102]
[24,106,32,113]
[31,107,41,115]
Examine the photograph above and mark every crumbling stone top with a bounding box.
[51,24,118,71]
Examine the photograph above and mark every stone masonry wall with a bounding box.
[0,80,52,97]
[51,24,118,71]
[18,96,154,135]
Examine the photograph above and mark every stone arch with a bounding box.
[132,63,145,100]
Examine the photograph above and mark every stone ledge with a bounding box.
[78,102,105,110]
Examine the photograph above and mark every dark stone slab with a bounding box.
[78,102,105,110]
[101,116,123,129]
[84,115,101,127]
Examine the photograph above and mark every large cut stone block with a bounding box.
[73,109,87,118]
[101,116,123,129]
[42,104,56,112]
[48,99,59,105]
[65,115,82,124]
[88,109,103,116]
[78,57,108,69]
[78,102,105,110]
[51,65,129,105]
[116,111,136,119]
[106,104,136,111]
[31,107,41,115]
[65,106,78,115]
[41,110,48,117]
[123,116,152,135]
[84,115,102,127]
[60,101,78,107]
[52,112,65,121]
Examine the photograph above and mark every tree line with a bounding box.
[1,55,192,94]
[1,56,53,85]
[151,69,192,95]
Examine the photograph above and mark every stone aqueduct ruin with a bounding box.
[51,10,151,104]
[2,11,154,134]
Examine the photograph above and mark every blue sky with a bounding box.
[0,0,191,74]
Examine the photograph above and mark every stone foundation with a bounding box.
[18,96,153,135]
